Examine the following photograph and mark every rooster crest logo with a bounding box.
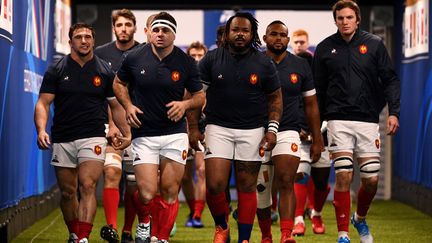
[250,74,258,85]
[290,73,298,84]
[172,71,180,81]
[291,143,298,152]
[94,145,102,155]
[93,76,102,87]
[359,44,368,54]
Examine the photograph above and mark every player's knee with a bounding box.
[60,187,77,201]
[160,184,179,199]
[334,156,354,174]
[361,174,379,192]
[359,159,380,179]
[277,175,295,192]
[196,166,205,180]
[139,190,156,203]
[206,178,227,194]
[79,181,97,195]
[104,167,121,183]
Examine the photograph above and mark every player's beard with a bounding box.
[228,39,252,54]
[115,33,132,44]
[267,43,287,55]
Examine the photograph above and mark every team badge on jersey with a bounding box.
[94,145,102,155]
[172,71,180,81]
[250,74,258,85]
[291,143,298,152]
[93,76,102,87]
[182,150,187,160]
[290,73,298,84]
[359,44,368,54]
[375,139,380,149]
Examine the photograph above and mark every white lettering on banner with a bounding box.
[0,0,13,42]
[24,0,51,61]
[403,0,429,59]
[55,0,71,54]
[24,69,43,94]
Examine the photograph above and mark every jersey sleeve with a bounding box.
[116,53,133,84]
[105,68,116,99]
[198,52,212,86]
[185,58,203,93]
[312,44,329,116]
[39,64,59,94]
[301,59,316,97]
[376,40,400,118]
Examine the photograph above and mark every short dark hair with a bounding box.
[68,23,95,40]
[112,9,136,26]
[187,41,208,55]
[332,0,361,23]
[224,12,261,50]
[266,20,288,34]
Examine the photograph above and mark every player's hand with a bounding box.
[111,134,131,150]
[166,101,187,122]
[188,127,205,151]
[310,141,324,164]
[126,105,143,128]
[259,131,277,155]
[107,123,122,144]
[37,130,51,150]
[299,129,311,142]
[387,115,399,135]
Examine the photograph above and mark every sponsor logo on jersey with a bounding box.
[375,139,380,149]
[359,44,368,54]
[290,73,298,84]
[331,48,337,54]
[172,71,180,81]
[182,150,187,160]
[94,145,102,155]
[93,76,102,87]
[250,74,258,85]
[218,74,223,79]
[291,143,298,152]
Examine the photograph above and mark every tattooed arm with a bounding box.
[260,88,283,151]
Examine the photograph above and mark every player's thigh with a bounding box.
[234,127,266,162]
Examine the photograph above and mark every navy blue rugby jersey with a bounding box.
[39,55,115,143]
[273,52,316,132]
[116,44,203,137]
[313,29,400,123]
[95,41,140,72]
[199,47,280,129]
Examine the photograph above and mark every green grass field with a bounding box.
[13,200,432,242]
